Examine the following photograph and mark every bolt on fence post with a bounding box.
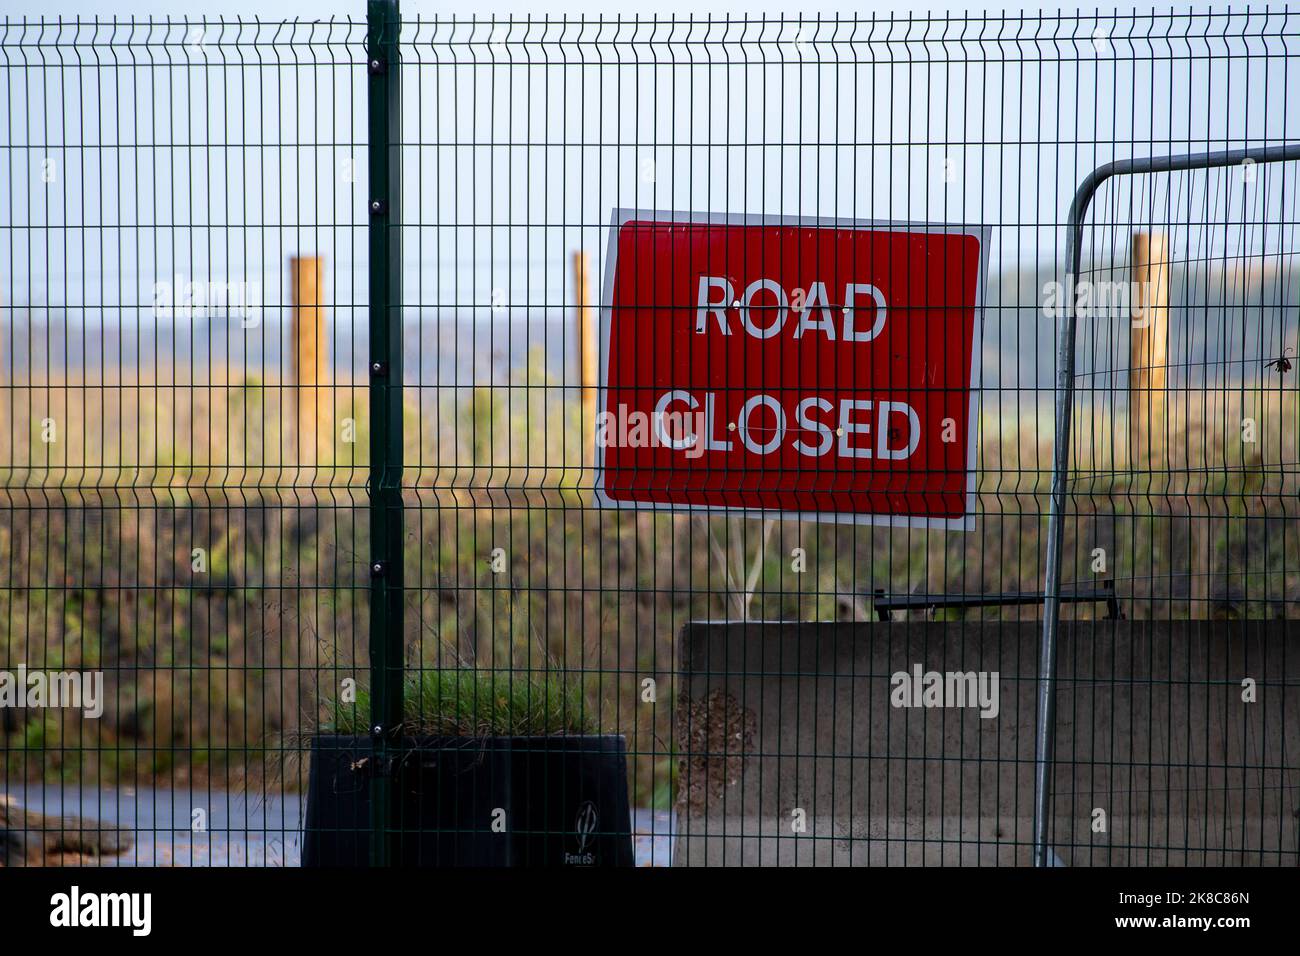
[366,0,404,868]
[1036,143,1300,868]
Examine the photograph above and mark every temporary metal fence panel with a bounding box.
[0,7,1297,868]
[1038,145,1300,865]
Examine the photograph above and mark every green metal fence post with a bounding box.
[366,0,404,868]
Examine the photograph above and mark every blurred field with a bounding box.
[3,360,1300,800]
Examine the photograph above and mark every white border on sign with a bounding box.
[592,207,991,531]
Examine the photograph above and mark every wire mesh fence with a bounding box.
[1,7,1297,867]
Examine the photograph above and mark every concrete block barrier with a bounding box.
[672,621,1300,866]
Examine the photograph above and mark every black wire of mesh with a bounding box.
[0,8,1297,868]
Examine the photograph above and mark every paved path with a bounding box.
[5,786,673,867]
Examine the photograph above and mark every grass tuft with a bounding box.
[328,669,598,737]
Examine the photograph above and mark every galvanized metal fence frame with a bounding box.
[1034,143,1300,867]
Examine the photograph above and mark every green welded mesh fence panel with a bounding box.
[0,7,1297,867]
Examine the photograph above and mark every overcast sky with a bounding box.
[2,1,1295,335]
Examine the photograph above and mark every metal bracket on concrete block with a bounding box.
[874,579,1122,622]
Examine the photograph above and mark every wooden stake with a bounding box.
[573,251,598,470]
[290,256,328,466]
[0,279,5,467]
[1131,231,1169,465]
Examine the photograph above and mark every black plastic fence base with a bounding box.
[302,734,635,867]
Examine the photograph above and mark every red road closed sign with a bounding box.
[594,211,988,527]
